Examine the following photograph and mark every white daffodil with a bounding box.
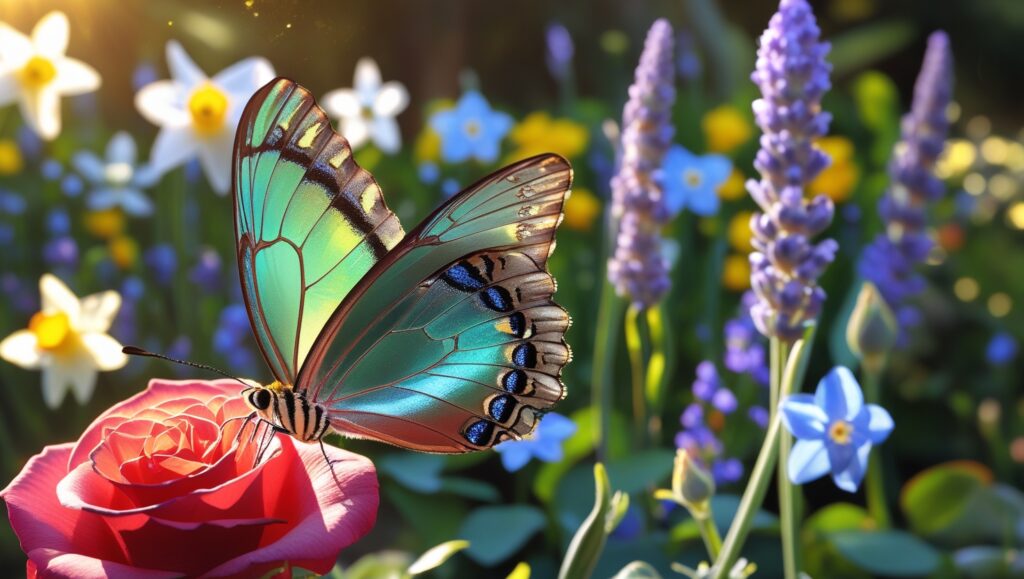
[0,274,127,409]
[0,11,101,140]
[323,58,408,154]
[135,41,274,194]
[73,131,160,216]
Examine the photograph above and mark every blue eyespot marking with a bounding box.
[503,369,527,394]
[464,420,494,446]
[513,342,537,368]
[508,312,526,337]
[481,286,514,312]
[443,261,486,292]
[489,395,515,422]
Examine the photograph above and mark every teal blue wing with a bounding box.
[296,154,573,452]
[233,78,404,384]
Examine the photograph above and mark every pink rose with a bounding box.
[2,379,378,578]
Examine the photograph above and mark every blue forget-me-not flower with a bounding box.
[660,145,731,217]
[429,90,512,164]
[494,412,576,472]
[780,366,893,492]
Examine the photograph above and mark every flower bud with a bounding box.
[846,282,898,373]
[656,449,716,517]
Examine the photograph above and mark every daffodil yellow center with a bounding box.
[29,311,71,350]
[188,84,229,135]
[829,420,854,445]
[18,55,57,89]
[464,119,481,137]
[684,169,703,189]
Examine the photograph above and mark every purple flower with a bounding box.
[189,247,223,293]
[607,19,676,309]
[747,0,837,342]
[859,32,953,342]
[1,273,37,314]
[145,243,178,286]
[986,332,1017,366]
[724,291,770,386]
[681,403,704,429]
[712,388,738,414]
[748,405,770,429]
[42,236,78,269]
[692,360,720,401]
[214,303,257,373]
[545,23,574,82]
[712,458,744,484]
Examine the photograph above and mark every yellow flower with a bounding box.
[717,168,747,201]
[108,235,139,269]
[0,139,23,175]
[728,211,754,252]
[808,136,860,203]
[702,105,753,154]
[506,112,588,163]
[415,128,442,163]
[563,187,602,231]
[722,254,751,291]
[0,274,126,408]
[83,208,125,239]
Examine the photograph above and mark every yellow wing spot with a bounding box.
[298,122,323,149]
[515,222,533,241]
[359,185,380,214]
[329,149,350,168]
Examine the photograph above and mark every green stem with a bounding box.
[714,327,817,579]
[645,304,671,442]
[624,304,647,448]
[778,342,800,579]
[861,367,892,529]
[696,510,723,559]
[592,279,624,462]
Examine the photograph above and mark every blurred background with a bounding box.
[0,0,1022,576]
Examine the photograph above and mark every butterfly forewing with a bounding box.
[295,155,572,452]
[233,78,404,384]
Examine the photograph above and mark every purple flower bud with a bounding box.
[860,32,953,344]
[545,23,574,81]
[608,19,676,309]
[745,0,836,342]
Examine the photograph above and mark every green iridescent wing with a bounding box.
[295,154,572,453]
[233,78,404,384]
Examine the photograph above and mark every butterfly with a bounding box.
[232,78,572,453]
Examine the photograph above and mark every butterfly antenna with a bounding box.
[122,346,251,388]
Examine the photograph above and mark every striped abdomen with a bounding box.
[243,384,331,443]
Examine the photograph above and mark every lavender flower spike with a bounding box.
[747,0,837,342]
[608,19,675,309]
[860,32,953,337]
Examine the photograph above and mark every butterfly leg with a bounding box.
[318,437,346,491]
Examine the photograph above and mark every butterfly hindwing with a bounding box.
[233,78,404,383]
[295,155,572,452]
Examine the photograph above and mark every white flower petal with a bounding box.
[0,24,32,65]
[40,274,81,323]
[106,131,136,165]
[78,290,121,333]
[212,57,275,97]
[53,58,100,95]
[72,151,105,183]
[31,12,69,58]
[0,330,43,369]
[19,86,61,140]
[135,80,190,128]
[41,364,71,409]
[0,75,18,107]
[373,82,408,117]
[196,131,233,194]
[166,40,206,87]
[322,88,361,118]
[340,116,370,149]
[148,126,199,176]
[80,333,127,371]
[370,116,401,153]
[353,57,381,103]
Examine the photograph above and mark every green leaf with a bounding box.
[341,552,414,579]
[830,531,941,576]
[829,278,862,371]
[830,20,918,76]
[438,476,501,502]
[606,450,675,495]
[805,503,872,534]
[559,463,613,579]
[407,540,470,575]
[378,453,446,494]
[459,505,547,567]
[534,407,629,503]
[900,460,992,537]
[610,561,663,579]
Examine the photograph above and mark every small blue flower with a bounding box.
[711,457,743,484]
[41,158,63,181]
[441,178,460,198]
[780,366,894,493]
[660,145,731,217]
[144,243,178,286]
[47,209,71,235]
[189,247,223,293]
[417,161,440,184]
[986,331,1018,366]
[429,91,512,164]
[0,190,26,215]
[73,132,160,216]
[494,412,576,472]
[61,174,84,197]
[42,236,78,269]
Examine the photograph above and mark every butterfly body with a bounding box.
[233,78,572,453]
